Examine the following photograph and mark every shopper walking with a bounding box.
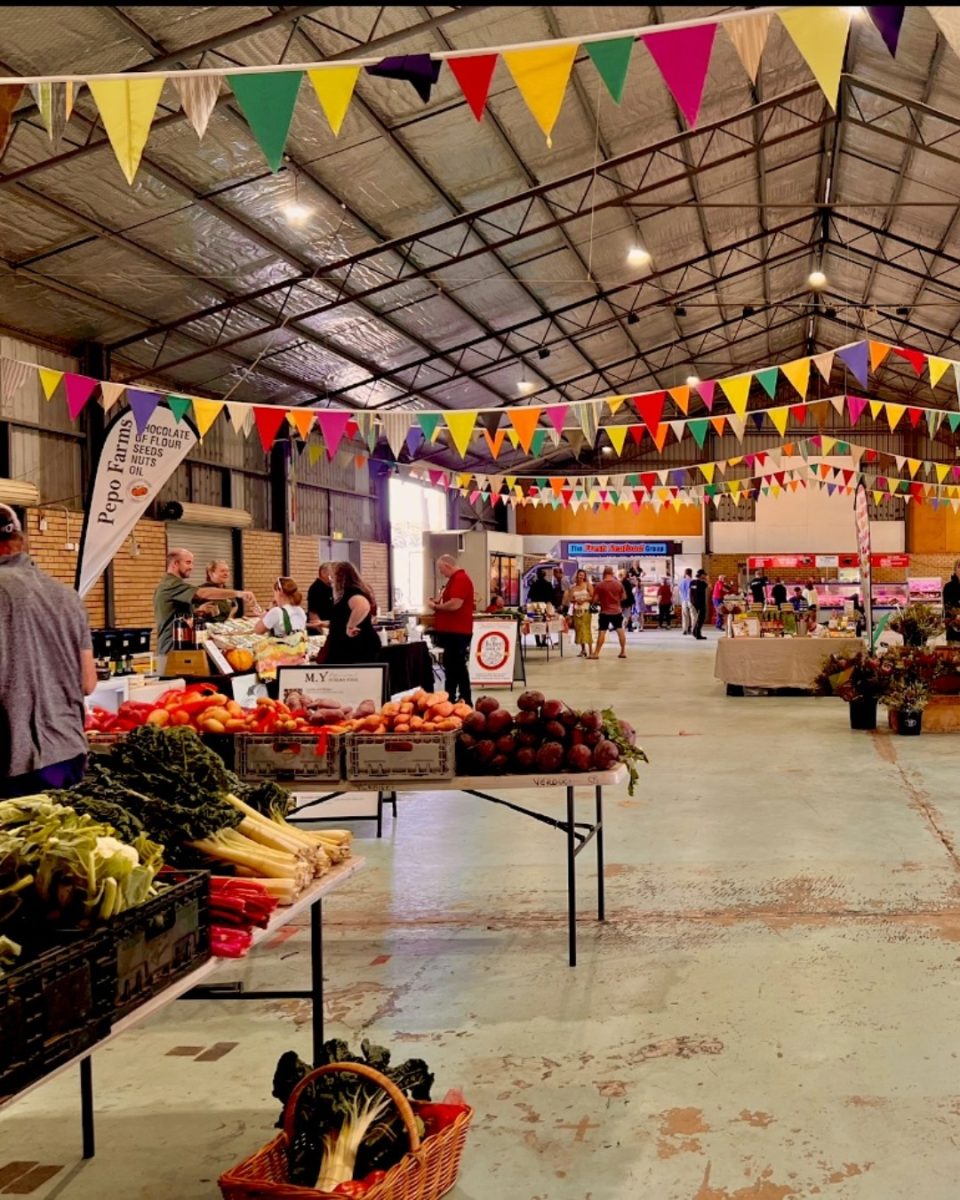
[620,571,636,631]
[749,573,768,604]
[0,504,97,798]
[803,580,819,622]
[712,574,730,629]
[428,553,475,704]
[690,569,708,640]
[307,562,334,630]
[679,568,694,635]
[551,566,567,611]
[657,578,674,629]
[527,568,554,646]
[771,577,788,607]
[565,568,594,658]
[590,567,627,659]
[154,548,254,662]
[323,561,382,665]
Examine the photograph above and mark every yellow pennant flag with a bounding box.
[444,410,478,459]
[88,77,165,184]
[668,385,690,414]
[503,45,577,146]
[308,66,360,137]
[700,463,715,483]
[768,406,789,437]
[820,435,837,454]
[779,7,852,111]
[929,356,952,388]
[192,397,224,439]
[38,367,63,400]
[780,357,811,399]
[606,395,626,416]
[719,373,752,417]
[287,409,315,440]
[906,458,921,478]
[885,402,905,431]
[936,463,950,484]
[874,490,884,506]
[505,428,521,450]
[606,425,628,455]
[869,399,884,419]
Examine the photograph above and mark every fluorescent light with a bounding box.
[517,379,537,396]
[686,374,700,388]
[807,269,828,290]
[282,201,312,225]
[626,245,651,268]
[601,445,614,455]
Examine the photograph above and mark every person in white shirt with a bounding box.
[255,576,307,637]
[803,581,819,620]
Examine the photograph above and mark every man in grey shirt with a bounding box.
[154,548,254,657]
[0,504,97,797]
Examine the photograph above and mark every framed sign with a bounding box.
[230,673,269,706]
[277,664,388,712]
[469,620,519,688]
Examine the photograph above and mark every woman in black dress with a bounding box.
[323,561,382,664]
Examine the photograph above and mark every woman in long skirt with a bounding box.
[565,569,594,658]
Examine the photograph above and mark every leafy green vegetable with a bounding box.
[235,778,294,820]
[600,708,648,796]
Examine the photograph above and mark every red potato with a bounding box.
[541,699,564,720]
[544,720,567,742]
[485,708,514,737]
[475,696,500,715]
[535,741,566,772]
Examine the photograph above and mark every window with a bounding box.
[388,478,447,611]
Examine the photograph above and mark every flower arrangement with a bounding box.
[813,651,888,701]
[878,646,946,712]
[889,602,945,647]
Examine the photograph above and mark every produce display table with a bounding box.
[291,766,626,966]
[0,858,365,1160]
[715,636,863,693]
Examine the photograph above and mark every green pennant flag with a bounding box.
[584,37,634,103]
[755,367,779,399]
[228,71,303,171]
[949,413,960,433]
[835,440,849,454]
[625,473,638,486]
[167,395,192,423]
[535,476,547,489]
[417,412,442,440]
[688,418,709,448]
[530,428,547,457]
[705,484,717,496]
[609,490,619,504]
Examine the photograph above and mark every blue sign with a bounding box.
[564,540,670,557]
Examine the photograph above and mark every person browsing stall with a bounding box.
[679,568,694,635]
[690,569,708,640]
[255,577,307,637]
[323,561,382,665]
[428,553,475,705]
[590,566,627,659]
[307,562,334,631]
[154,548,254,660]
[0,504,97,798]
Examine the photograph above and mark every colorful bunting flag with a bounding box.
[37,367,63,401]
[88,78,165,184]
[64,373,99,421]
[529,428,547,457]
[448,54,498,121]
[508,407,542,453]
[378,412,409,458]
[30,81,67,143]
[308,66,360,136]
[719,374,751,417]
[754,367,778,399]
[928,356,952,388]
[444,410,477,459]
[545,404,568,437]
[417,412,442,442]
[228,72,303,171]
[317,410,352,459]
[885,402,905,431]
[482,427,506,459]
[779,8,852,110]
[226,401,252,437]
[287,409,315,441]
[175,75,222,139]
[697,380,716,411]
[811,350,834,382]
[99,382,126,413]
[642,22,717,127]
[166,395,192,423]
[606,425,629,455]
[868,340,891,371]
[668,385,690,414]
[252,405,289,454]
[894,345,927,375]
[780,357,811,399]
[846,395,868,425]
[633,390,665,430]
[193,397,224,440]
[366,56,441,103]
[867,6,905,56]
[929,7,960,61]
[503,45,578,145]
[0,85,24,150]
[584,37,635,103]
[724,12,771,82]
[768,407,789,437]
[122,388,158,434]
[837,342,869,388]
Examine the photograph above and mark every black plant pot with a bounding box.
[897,709,923,736]
[848,697,877,730]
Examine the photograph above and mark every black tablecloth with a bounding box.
[381,641,435,696]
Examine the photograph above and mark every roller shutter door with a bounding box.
[166,524,235,581]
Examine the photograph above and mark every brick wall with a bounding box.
[360,541,389,612]
[289,533,319,599]
[113,519,167,630]
[242,529,283,609]
[24,508,105,626]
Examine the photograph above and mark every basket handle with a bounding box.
[282,1061,422,1156]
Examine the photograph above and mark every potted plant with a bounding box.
[889,602,945,647]
[814,650,887,730]
[879,646,944,735]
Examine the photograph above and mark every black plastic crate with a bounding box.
[109,872,210,1021]
[0,932,114,1097]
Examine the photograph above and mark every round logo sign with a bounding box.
[475,630,509,672]
[127,481,151,500]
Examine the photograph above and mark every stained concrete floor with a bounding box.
[4,628,960,1199]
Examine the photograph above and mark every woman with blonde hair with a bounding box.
[323,561,382,664]
[564,569,593,658]
[254,576,306,637]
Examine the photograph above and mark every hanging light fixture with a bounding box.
[517,379,537,397]
[807,269,828,290]
[685,374,700,387]
[282,167,312,225]
[626,245,651,268]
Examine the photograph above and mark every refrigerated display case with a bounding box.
[813,580,909,613]
[491,552,520,607]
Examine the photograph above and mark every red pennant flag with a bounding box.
[64,373,99,420]
[429,469,448,488]
[632,390,665,431]
[628,425,644,445]
[641,472,657,490]
[790,405,807,424]
[254,406,291,453]
[634,489,646,505]
[345,418,359,440]
[907,407,922,428]
[864,449,878,462]
[561,489,573,506]
[895,346,927,375]
[448,54,498,120]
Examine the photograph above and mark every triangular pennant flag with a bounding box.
[122,387,159,433]
[869,399,884,419]
[768,407,789,437]
[166,395,192,424]
[727,414,746,441]
[936,462,951,484]
[812,350,834,382]
[529,428,547,457]
[88,78,165,184]
[846,395,868,424]
[503,45,577,145]
[448,54,498,121]
[642,23,717,127]
[837,342,869,387]
[307,443,323,466]
[417,412,442,442]
[668,385,690,414]
[365,56,441,104]
[63,373,99,421]
[193,397,225,440]
[906,458,921,478]
[0,85,24,151]
[252,406,289,454]
[808,401,829,428]
[228,72,303,171]
[584,37,634,103]
[830,394,846,415]
[504,428,520,451]
[174,75,222,139]
[483,428,506,459]
[634,390,665,430]
[929,8,960,61]
[719,373,752,417]
[99,381,125,413]
[949,413,960,433]
[606,425,629,455]
[779,7,852,110]
[885,403,906,431]
[929,356,952,388]
[444,410,478,459]
[927,409,944,438]
[287,409,315,441]
[30,81,67,143]
[307,66,360,136]
[545,405,567,436]
[780,357,811,399]
[867,7,905,56]
[317,410,352,458]
[355,412,377,452]
[606,395,626,416]
[709,415,727,436]
[508,408,542,453]
[869,340,892,371]
[226,402,252,437]
[688,419,709,449]
[755,367,779,399]
[380,413,410,458]
[577,404,599,445]
[724,12,771,82]
[895,345,928,375]
[565,428,586,457]
[907,406,923,428]
[697,380,716,411]
[650,423,670,452]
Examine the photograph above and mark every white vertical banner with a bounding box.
[76,406,197,596]
[854,481,873,649]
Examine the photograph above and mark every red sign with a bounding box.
[749,552,907,569]
[748,555,815,569]
[871,553,909,568]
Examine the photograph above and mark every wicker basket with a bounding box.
[219,1061,472,1200]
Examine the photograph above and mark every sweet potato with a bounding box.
[421,721,437,731]
[452,702,472,719]
[381,701,400,717]
[398,701,414,715]
[430,701,454,719]
[362,715,381,731]
[437,717,460,731]
[409,716,424,730]
[394,722,410,733]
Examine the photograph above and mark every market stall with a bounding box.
[715,636,864,693]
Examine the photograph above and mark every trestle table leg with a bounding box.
[596,785,605,921]
[80,1056,94,1159]
[311,899,324,1063]
[566,786,577,967]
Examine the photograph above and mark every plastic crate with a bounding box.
[346,730,457,782]
[234,732,343,782]
[110,872,210,1021]
[0,933,114,1096]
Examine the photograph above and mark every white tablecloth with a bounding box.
[714,637,864,689]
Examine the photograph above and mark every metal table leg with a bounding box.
[596,785,605,921]
[311,899,324,1063]
[80,1056,94,1159]
[566,786,576,967]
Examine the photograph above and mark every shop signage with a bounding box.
[563,540,677,558]
[873,553,909,568]
[469,619,519,688]
[748,555,816,569]
[76,406,197,597]
[854,482,873,647]
[277,664,388,710]
[749,552,907,570]
[815,555,839,568]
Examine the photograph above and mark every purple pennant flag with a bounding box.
[837,342,869,388]
[866,7,904,56]
[366,55,442,103]
[405,426,424,455]
[63,373,99,421]
[671,469,686,487]
[751,412,765,431]
[316,411,352,459]
[127,388,161,435]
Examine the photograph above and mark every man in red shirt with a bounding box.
[590,566,627,659]
[428,554,475,703]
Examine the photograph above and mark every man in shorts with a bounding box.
[590,566,627,659]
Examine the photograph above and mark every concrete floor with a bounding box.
[4,627,960,1198]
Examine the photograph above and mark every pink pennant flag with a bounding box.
[64,373,99,420]
[642,23,718,127]
[316,411,352,459]
[697,380,716,411]
[846,394,868,425]
[545,404,568,435]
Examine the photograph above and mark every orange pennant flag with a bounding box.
[869,340,892,371]
[508,407,542,453]
[668,385,690,414]
[287,409,315,440]
[710,415,727,436]
[483,428,506,459]
[650,423,669,451]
